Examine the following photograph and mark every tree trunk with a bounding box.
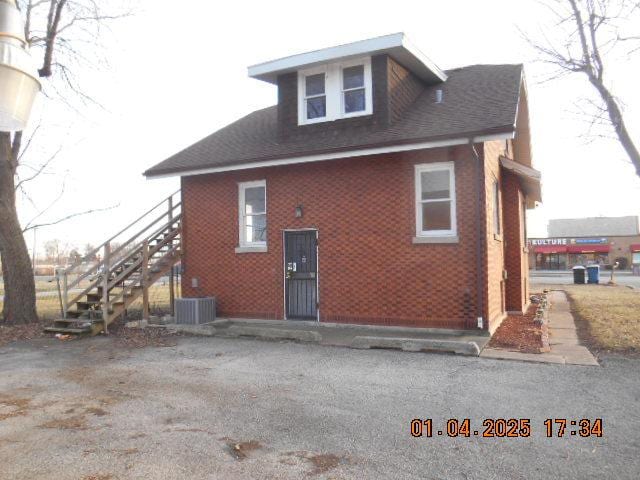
[0,133,38,324]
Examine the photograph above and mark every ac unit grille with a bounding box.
[175,298,216,325]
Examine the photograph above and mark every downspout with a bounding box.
[470,140,486,330]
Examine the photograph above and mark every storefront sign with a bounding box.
[529,238,568,246]
[573,238,608,245]
[529,237,608,246]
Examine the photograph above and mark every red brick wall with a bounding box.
[482,140,507,332]
[181,145,485,329]
[503,171,528,313]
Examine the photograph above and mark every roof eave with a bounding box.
[144,128,515,179]
[247,32,447,85]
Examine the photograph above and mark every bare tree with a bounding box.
[0,0,127,324]
[527,0,640,176]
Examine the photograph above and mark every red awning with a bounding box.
[631,244,640,252]
[567,244,610,254]
[533,245,568,254]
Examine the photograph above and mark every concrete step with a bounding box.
[44,326,91,334]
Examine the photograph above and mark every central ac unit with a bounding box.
[175,297,216,325]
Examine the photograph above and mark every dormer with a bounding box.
[248,33,447,139]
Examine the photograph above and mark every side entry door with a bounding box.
[284,230,317,320]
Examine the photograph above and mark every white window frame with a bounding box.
[238,180,267,247]
[492,177,501,237]
[298,64,328,125]
[297,56,372,125]
[414,162,457,238]
[339,57,373,119]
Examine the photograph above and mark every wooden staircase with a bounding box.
[45,192,181,336]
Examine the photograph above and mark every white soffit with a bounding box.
[247,32,447,84]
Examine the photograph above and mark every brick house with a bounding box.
[144,33,542,334]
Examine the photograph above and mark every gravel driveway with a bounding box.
[0,335,638,479]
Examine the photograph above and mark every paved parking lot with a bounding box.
[1,335,639,479]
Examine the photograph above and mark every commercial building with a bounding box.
[528,216,640,270]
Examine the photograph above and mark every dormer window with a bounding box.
[298,57,372,125]
[304,73,326,120]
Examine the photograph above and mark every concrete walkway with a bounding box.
[167,318,491,356]
[481,291,599,366]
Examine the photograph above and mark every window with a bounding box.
[298,57,372,125]
[493,179,501,236]
[415,162,457,238]
[239,180,266,247]
[304,72,326,120]
[342,65,366,115]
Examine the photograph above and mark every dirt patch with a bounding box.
[113,448,139,455]
[109,323,181,348]
[283,451,350,476]
[40,414,89,430]
[0,322,46,347]
[307,453,344,475]
[83,475,113,480]
[488,301,548,354]
[85,407,109,417]
[0,396,31,421]
[221,438,263,460]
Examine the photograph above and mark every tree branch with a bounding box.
[22,203,119,232]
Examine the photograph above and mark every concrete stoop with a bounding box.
[165,319,487,357]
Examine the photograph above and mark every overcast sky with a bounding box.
[18,0,640,257]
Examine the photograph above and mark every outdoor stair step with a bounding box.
[53,318,101,325]
[44,326,91,334]
[76,300,101,309]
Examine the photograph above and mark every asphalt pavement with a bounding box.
[530,270,640,288]
[0,335,638,479]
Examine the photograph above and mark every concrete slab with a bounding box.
[351,336,480,356]
[168,317,490,357]
[480,348,565,364]
[225,325,322,343]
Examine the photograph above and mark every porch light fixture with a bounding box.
[0,0,41,131]
[295,205,303,218]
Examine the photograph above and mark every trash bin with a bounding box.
[572,266,586,284]
[587,265,600,284]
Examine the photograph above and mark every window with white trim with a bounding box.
[415,162,457,237]
[298,57,372,125]
[239,180,267,246]
[492,179,501,236]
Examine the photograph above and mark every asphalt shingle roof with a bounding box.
[144,64,523,177]
[548,216,640,237]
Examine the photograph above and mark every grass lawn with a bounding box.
[0,283,177,321]
[562,284,640,355]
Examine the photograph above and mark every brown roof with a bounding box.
[144,64,524,177]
